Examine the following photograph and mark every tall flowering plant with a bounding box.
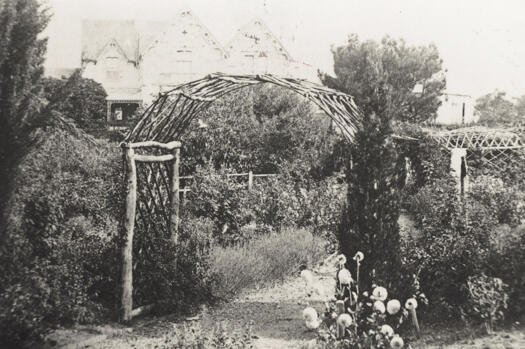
[303,252,428,349]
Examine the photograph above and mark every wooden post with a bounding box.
[169,147,180,243]
[335,300,345,339]
[121,145,137,322]
[248,171,253,190]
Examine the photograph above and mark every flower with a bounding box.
[338,268,352,285]
[405,298,418,310]
[373,300,386,314]
[390,335,404,348]
[380,324,394,337]
[302,307,318,322]
[305,318,321,330]
[372,286,388,301]
[301,269,314,285]
[337,313,353,328]
[336,254,347,266]
[353,251,364,262]
[387,299,401,315]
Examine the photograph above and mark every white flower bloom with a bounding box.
[301,269,314,285]
[338,268,352,284]
[390,335,404,349]
[373,300,386,314]
[302,307,318,322]
[372,286,388,301]
[387,299,401,315]
[305,318,321,330]
[336,254,347,266]
[405,298,418,310]
[380,324,394,337]
[337,313,353,328]
[353,251,364,262]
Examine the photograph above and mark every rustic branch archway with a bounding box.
[119,73,363,321]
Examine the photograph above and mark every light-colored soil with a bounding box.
[46,257,525,348]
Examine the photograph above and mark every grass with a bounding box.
[210,228,326,299]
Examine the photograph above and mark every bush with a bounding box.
[487,224,525,316]
[210,228,326,299]
[463,274,508,334]
[0,127,123,345]
[405,173,525,318]
[131,215,216,315]
[185,164,346,246]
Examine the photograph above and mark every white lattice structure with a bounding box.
[428,126,524,171]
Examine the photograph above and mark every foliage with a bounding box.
[184,164,346,245]
[323,34,446,294]
[474,90,523,127]
[405,177,497,314]
[337,113,404,291]
[305,253,426,349]
[132,214,216,315]
[322,34,446,124]
[0,0,50,215]
[158,322,254,349]
[0,127,123,346]
[468,176,524,226]
[405,171,525,318]
[395,123,450,207]
[463,274,508,334]
[210,228,326,299]
[486,224,525,316]
[181,85,341,179]
[40,69,108,135]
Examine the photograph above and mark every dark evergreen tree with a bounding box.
[322,34,445,289]
[0,0,49,214]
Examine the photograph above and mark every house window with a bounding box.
[114,107,123,121]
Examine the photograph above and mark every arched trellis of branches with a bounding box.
[118,73,363,321]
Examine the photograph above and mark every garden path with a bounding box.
[47,255,525,349]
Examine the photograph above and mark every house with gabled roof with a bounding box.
[225,17,292,76]
[80,5,316,126]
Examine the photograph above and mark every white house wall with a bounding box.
[434,94,477,125]
[83,42,141,95]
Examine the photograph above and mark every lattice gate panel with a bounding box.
[135,160,173,240]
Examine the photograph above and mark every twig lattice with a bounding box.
[429,127,525,171]
[125,73,363,143]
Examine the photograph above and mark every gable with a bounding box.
[81,20,139,63]
[142,7,226,58]
[227,18,292,61]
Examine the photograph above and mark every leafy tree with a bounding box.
[513,94,525,124]
[322,34,446,124]
[322,34,446,290]
[0,0,49,214]
[41,69,108,134]
[181,85,339,181]
[474,91,520,126]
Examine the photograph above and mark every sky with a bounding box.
[43,0,525,99]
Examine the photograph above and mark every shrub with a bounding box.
[210,228,326,299]
[463,274,508,334]
[184,164,346,245]
[487,224,525,316]
[338,114,404,292]
[404,173,525,317]
[131,215,216,315]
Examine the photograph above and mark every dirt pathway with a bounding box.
[47,257,525,349]
[48,257,336,348]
